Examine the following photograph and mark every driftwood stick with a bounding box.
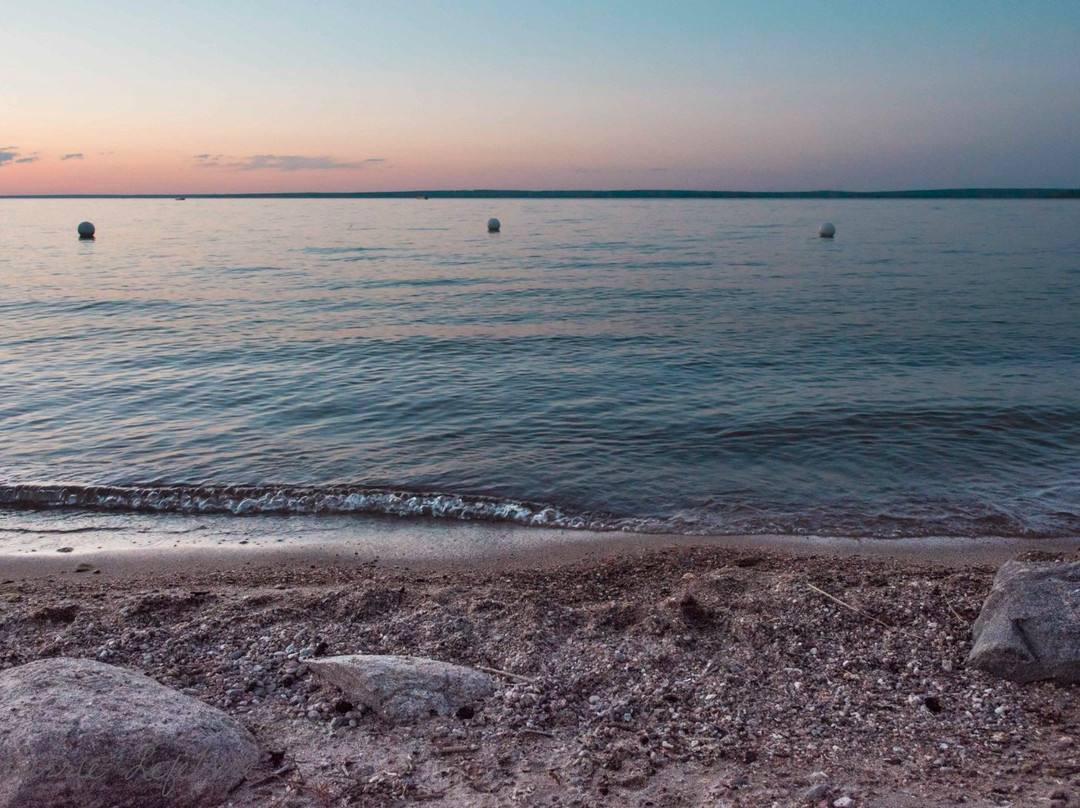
[478,666,535,684]
[519,728,556,738]
[806,582,897,631]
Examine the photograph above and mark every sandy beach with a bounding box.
[3,532,1080,807]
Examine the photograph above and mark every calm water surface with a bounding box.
[1,198,1078,543]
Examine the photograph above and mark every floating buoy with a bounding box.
[77,221,95,239]
[819,222,836,238]
[487,218,501,232]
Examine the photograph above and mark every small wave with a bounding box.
[0,484,595,528]
[1,484,1076,539]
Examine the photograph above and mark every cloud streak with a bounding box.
[62,153,84,160]
[1,147,43,166]
[193,153,383,171]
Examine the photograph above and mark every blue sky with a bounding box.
[2,1,1078,192]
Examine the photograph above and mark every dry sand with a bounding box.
[3,532,1080,807]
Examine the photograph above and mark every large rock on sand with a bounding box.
[968,555,1080,683]
[0,657,258,808]
[308,654,494,723]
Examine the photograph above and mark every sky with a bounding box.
[2,1,1079,194]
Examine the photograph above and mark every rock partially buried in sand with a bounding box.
[968,555,1080,683]
[307,654,494,724]
[0,657,259,808]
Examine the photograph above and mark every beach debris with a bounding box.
[0,657,258,808]
[803,781,831,802]
[968,554,1080,683]
[307,654,494,724]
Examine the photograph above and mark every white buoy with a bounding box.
[819,222,836,238]
[77,221,96,239]
[487,217,501,232]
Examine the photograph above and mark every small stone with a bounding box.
[804,783,830,802]
[833,798,855,808]
[307,654,494,724]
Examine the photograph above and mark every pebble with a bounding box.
[804,783,830,802]
[833,798,855,808]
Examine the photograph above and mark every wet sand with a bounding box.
[4,524,1079,582]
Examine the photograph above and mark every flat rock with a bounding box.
[968,555,1080,683]
[0,657,259,808]
[307,654,494,723]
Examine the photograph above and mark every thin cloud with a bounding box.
[192,153,376,171]
[240,154,369,171]
[15,156,38,164]
[0,147,21,167]
[62,153,84,160]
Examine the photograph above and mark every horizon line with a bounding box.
[1,188,1078,200]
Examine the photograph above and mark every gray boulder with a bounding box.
[308,654,494,723]
[0,657,259,808]
[968,555,1080,683]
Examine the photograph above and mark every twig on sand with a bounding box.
[478,665,536,683]
[946,598,970,626]
[519,728,555,738]
[434,744,472,756]
[806,582,897,632]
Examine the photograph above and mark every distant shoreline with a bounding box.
[1,188,1078,200]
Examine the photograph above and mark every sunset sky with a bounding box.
[3,1,1079,194]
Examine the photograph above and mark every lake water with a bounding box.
[2,197,1079,551]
